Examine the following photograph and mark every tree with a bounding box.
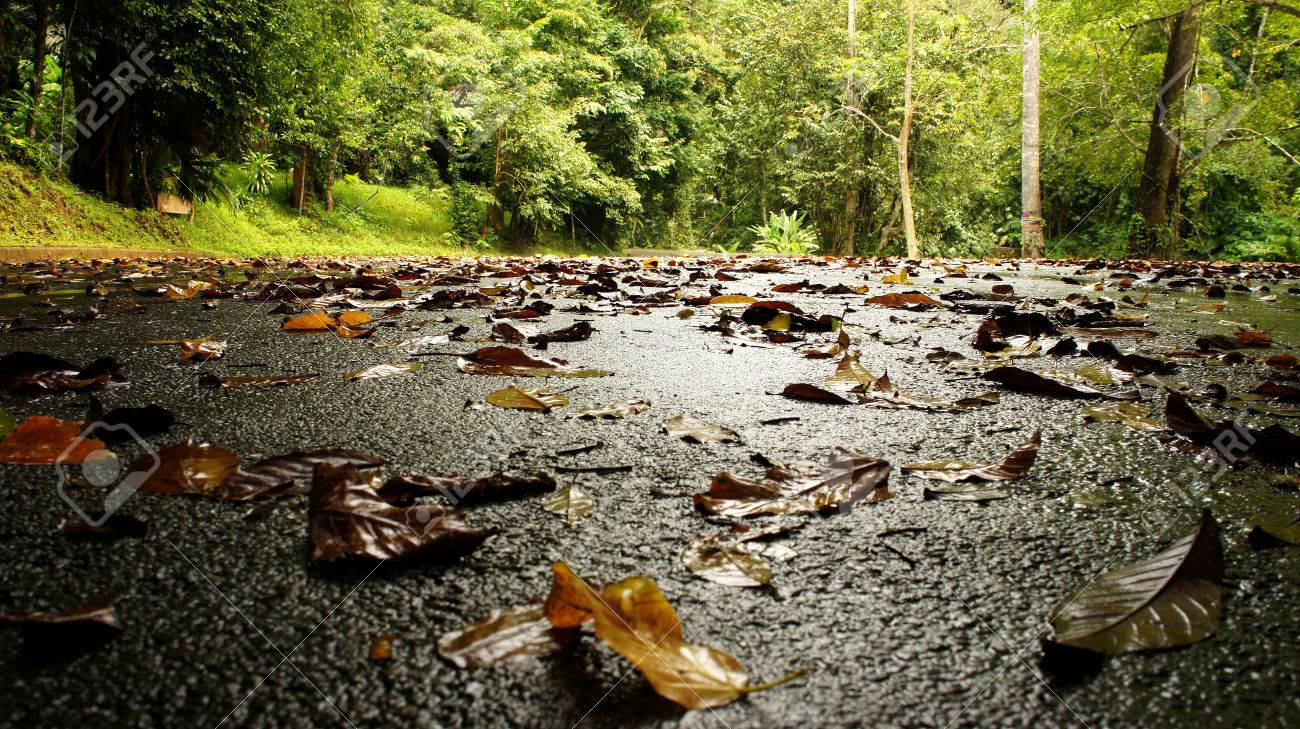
[1020,0,1044,258]
[1135,2,1203,257]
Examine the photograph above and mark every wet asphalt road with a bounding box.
[0,256,1298,729]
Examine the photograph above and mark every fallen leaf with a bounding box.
[0,407,13,439]
[543,562,801,709]
[824,352,876,391]
[485,385,570,412]
[0,595,122,659]
[371,632,396,662]
[571,399,651,419]
[85,401,175,442]
[0,351,122,395]
[709,295,758,306]
[864,292,942,309]
[1247,515,1300,548]
[179,337,227,364]
[664,415,739,444]
[984,366,1106,399]
[0,416,111,465]
[135,441,241,495]
[543,483,595,526]
[694,449,892,518]
[680,528,798,588]
[457,346,611,378]
[58,512,148,541]
[903,432,1041,483]
[1082,402,1164,432]
[216,449,385,501]
[438,605,578,668]
[200,373,320,389]
[780,383,854,404]
[345,362,422,382]
[282,311,336,331]
[1045,511,1222,655]
[308,463,498,563]
[377,471,556,506]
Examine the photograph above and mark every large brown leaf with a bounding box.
[135,441,241,495]
[0,351,122,395]
[984,366,1105,399]
[663,415,739,443]
[457,346,610,378]
[1046,511,1223,655]
[903,431,1041,483]
[308,463,498,563]
[216,449,385,501]
[378,471,556,505]
[694,449,892,518]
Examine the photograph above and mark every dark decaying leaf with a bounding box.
[378,471,556,505]
[132,441,241,495]
[780,383,854,404]
[0,351,122,395]
[437,604,578,668]
[85,400,175,442]
[922,483,1011,502]
[1164,391,1300,467]
[371,632,396,663]
[0,595,122,660]
[0,416,110,465]
[216,449,385,501]
[1082,402,1164,432]
[694,449,892,518]
[457,346,610,378]
[663,415,739,443]
[308,463,498,563]
[984,366,1106,399]
[1247,515,1300,548]
[903,432,1041,484]
[1045,511,1223,655]
[199,373,320,389]
[58,512,148,541]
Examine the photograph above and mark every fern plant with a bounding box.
[749,210,819,255]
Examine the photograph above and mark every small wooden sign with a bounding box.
[156,193,195,222]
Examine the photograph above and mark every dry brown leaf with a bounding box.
[485,385,569,412]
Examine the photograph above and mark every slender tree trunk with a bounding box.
[487,129,505,233]
[1020,0,1044,259]
[899,0,920,259]
[324,142,337,212]
[1136,5,1202,257]
[26,0,48,140]
[877,194,903,255]
[291,145,308,212]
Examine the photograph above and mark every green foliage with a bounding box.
[749,210,819,255]
[243,152,277,196]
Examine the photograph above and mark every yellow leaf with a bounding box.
[337,310,375,328]
[485,385,570,412]
[283,311,335,331]
[708,295,758,306]
[881,270,910,284]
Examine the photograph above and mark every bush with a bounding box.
[749,210,819,255]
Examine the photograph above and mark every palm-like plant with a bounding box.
[244,151,276,195]
[749,210,819,255]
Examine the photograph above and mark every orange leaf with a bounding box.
[283,311,335,331]
[0,416,110,465]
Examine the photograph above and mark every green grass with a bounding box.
[0,161,602,258]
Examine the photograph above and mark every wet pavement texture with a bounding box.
[0,255,1298,729]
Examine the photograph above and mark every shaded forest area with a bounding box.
[0,0,1297,259]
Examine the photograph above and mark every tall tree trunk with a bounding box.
[487,129,505,233]
[291,145,308,212]
[26,0,47,140]
[324,142,338,212]
[1136,5,1202,257]
[841,186,859,256]
[899,0,920,259]
[877,194,903,255]
[1020,0,1044,259]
